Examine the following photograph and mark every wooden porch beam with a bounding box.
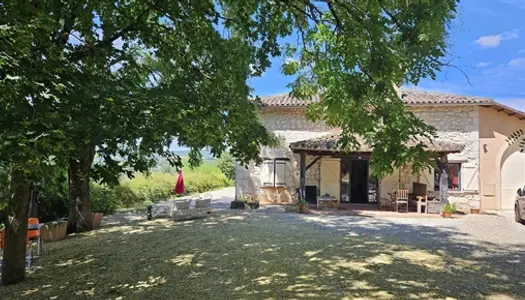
[299,152,306,200]
[306,156,322,171]
[331,152,371,159]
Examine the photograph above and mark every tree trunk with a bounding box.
[67,146,95,233]
[1,169,31,285]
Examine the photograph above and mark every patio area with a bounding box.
[1,211,524,299]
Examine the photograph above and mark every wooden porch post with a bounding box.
[434,153,449,175]
[300,152,306,200]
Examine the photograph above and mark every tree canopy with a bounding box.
[1,0,458,284]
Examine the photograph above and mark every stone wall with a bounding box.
[448,191,481,213]
[411,106,480,192]
[235,108,329,202]
[236,105,481,207]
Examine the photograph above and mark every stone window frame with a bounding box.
[262,158,290,187]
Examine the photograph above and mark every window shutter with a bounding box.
[462,165,479,191]
[275,161,286,186]
[261,161,274,186]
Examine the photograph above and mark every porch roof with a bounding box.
[289,133,463,155]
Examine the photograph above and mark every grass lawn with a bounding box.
[0,213,522,299]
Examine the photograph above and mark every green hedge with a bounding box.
[90,168,233,214]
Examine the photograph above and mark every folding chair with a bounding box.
[27,218,42,256]
[0,228,33,268]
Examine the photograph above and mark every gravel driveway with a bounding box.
[7,204,525,299]
[299,212,525,247]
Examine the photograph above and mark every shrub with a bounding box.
[442,203,457,214]
[91,185,120,215]
[216,153,235,180]
[88,160,234,213]
[122,173,173,203]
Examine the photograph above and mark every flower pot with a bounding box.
[442,211,452,218]
[92,213,104,229]
[230,200,246,209]
[40,221,68,243]
[247,202,260,209]
[470,208,480,214]
[298,205,307,213]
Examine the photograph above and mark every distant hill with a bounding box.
[171,149,215,160]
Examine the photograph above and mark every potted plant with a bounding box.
[322,200,339,211]
[92,212,104,229]
[296,198,307,213]
[470,203,480,214]
[442,203,457,218]
[241,195,259,209]
[40,220,68,243]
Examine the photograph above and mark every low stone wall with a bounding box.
[448,191,481,214]
[258,187,295,204]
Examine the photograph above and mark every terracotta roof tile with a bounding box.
[289,133,463,154]
[258,90,493,107]
[400,90,493,105]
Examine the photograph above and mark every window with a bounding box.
[261,158,288,187]
[434,163,461,191]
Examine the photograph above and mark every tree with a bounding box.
[217,153,236,181]
[279,0,458,177]
[1,0,458,285]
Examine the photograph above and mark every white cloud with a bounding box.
[518,48,525,54]
[476,62,490,68]
[474,30,519,48]
[508,57,525,67]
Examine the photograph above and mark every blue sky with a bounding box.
[249,0,525,111]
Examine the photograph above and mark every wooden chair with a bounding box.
[395,190,409,213]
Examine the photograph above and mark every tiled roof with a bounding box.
[289,133,463,154]
[400,90,493,105]
[257,93,320,107]
[258,90,493,107]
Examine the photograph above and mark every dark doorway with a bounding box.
[340,159,370,203]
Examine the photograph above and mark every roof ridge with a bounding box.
[399,89,494,101]
[257,90,494,107]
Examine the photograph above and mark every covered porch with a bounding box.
[290,133,463,212]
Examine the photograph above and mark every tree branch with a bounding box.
[432,58,472,86]
[326,1,342,30]
[279,0,320,24]
[69,1,158,62]
[57,9,78,47]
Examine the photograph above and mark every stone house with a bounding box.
[235,90,525,212]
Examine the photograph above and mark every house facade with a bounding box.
[235,91,525,212]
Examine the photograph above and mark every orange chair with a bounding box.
[0,227,5,249]
[27,218,42,255]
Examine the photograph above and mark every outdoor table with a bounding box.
[28,223,45,231]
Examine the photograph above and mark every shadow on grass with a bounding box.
[1,211,524,299]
